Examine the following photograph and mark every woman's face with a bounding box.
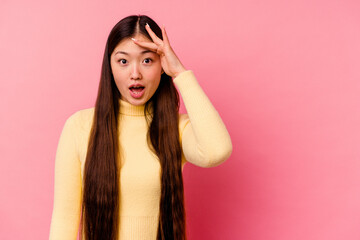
[110,34,162,106]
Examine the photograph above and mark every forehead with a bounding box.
[112,35,154,56]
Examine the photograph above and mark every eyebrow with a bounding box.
[115,50,155,56]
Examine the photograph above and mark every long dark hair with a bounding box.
[80,15,186,240]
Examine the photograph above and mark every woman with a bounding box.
[49,14,232,240]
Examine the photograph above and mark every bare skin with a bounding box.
[131,23,187,79]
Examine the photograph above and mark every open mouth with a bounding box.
[129,86,145,92]
[129,86,145,98]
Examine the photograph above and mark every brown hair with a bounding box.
[80,15,186,240]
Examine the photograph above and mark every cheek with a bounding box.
[112,71,127,90]
[147,65,162,81]
[148,71,161,88]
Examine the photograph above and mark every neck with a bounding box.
[118,98,153,116]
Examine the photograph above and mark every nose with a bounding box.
[130,62,142,80]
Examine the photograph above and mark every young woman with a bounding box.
[49,14,232,240]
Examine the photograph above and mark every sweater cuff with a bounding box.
[172,70,199,93]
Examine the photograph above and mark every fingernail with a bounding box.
[146,22,150,28]
[131,38,136,41]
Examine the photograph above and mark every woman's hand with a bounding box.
[131,23,187,79]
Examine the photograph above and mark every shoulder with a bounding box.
[65,107,95,133]
[179,113,190,128]
[178,113,190,142]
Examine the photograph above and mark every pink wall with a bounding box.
[1,0,359,239]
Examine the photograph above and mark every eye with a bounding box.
[118,59,127,64]
[143,58,153,64]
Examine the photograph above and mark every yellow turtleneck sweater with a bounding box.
[49,70,232,240]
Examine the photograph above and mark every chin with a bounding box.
[128,97,148,106]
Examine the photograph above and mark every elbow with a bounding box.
[204,140,233,168]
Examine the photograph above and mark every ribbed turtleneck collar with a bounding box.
[118,98,153,116]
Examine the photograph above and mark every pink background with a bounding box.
[1,0,359,239]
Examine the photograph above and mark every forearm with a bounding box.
[173,70,233,167]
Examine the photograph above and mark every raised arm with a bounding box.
[130,24,232,167]
[174,70,233,168]
[49,113,82,240]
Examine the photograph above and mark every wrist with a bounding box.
[173,67,187,78]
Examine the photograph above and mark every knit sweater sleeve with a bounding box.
[49,112,82,240]
[173,70,233,168]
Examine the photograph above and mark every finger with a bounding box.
[131,38,162,54]
[161,26,170,46]
[145,23,163,45]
